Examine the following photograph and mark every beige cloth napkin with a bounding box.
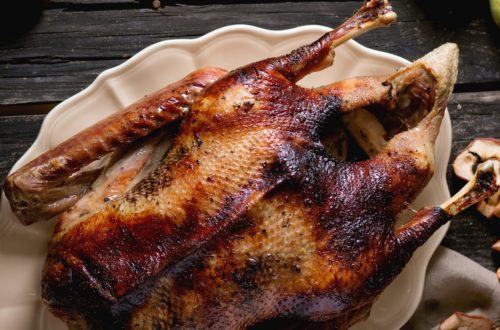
[403,246,500,329]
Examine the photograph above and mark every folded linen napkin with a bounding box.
[403,246,500,329]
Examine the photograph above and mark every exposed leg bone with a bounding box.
[4,67,226,225]
[395,159,499,249]
[272,0,397,82]
[441,160,500,216]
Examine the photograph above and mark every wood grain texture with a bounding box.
[0,115,45,183]
[0,0,499,105]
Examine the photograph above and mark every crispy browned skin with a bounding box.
[3,67,226,225]
[41,2,399,325]
[12,0,465,328]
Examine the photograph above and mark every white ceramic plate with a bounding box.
[0,25,451,329]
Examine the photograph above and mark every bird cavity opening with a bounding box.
[320,66,437,162]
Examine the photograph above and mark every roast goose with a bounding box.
[3,0,499,329]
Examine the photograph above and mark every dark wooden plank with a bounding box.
[0,115,45,185]
[1,1,499,105]
[47,0,353,6]
[0,102,58,116]
[0,91,498,271]
[49,0,140,3]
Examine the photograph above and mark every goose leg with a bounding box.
[271,0,397,82]
[395,160,499,253]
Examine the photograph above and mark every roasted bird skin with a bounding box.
[40,1,400,324]
[3,67,226,225]
[2,0,479,329]
[46,42,460,330]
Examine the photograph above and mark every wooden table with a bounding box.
[0,0,499,272]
